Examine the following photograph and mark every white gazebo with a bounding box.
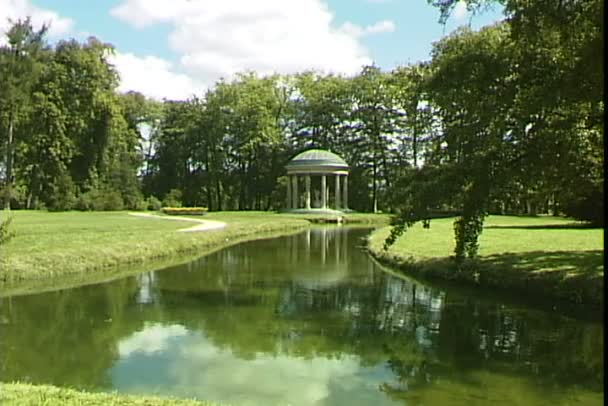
[285,149,349,213]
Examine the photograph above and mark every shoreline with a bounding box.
[0,211,388,297]
[366,224,604,317]
[0,383,214,406]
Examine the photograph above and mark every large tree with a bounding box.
[0,18,49,209]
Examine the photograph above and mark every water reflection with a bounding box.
[0,227,603,405]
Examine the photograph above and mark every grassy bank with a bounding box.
[367,215,604,308]
[0,383,216,406]
[0,210,388,295]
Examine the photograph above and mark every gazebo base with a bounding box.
[280,208,350,216]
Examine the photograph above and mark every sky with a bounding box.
[0,0,505,100]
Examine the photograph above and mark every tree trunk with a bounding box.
[215,177,222,211]
[4,114,14,210]
[372,158,378,214]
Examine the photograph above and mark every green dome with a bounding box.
[286,149,348,168]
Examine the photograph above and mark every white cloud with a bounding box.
[364,20,396,34]
[107,52,207,100]
[0,0,74,40]
[110,0,395,99]
[340,20,395,37]
[452,1,470,21]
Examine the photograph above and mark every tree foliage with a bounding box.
[0,2,601,261]
[387,0,603,260]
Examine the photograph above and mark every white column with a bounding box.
[335,174,341,209]
[321,175,327,209]
[343,176,348,210]
[286,175,292,209]
[305,175,311,209]
[292,176,298,209]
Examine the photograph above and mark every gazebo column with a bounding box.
[286,175,292,209]
[335,174,341,209]
[321,175,327,209]
[305,175,311,209]
[292,176,298,209]
[342,176,348,210]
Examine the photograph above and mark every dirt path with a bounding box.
[128,212,227,232]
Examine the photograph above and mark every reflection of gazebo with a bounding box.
[285,149,349,212]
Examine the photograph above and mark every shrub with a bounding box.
[75,192,94,211]
[123,192,145,211]
[162,189,183,208]
[146,196,162,211]
[101,191,124,211]
[46,172,76,211]
[161,207,208,216]
[0,216,14,245]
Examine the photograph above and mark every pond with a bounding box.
[0,227,603,405]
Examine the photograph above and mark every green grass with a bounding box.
[0,383,219,406]
[367,215,604,307]
[0,210,388,295]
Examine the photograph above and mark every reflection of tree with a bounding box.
[149,227,603,396]
[0,227,603,401]
[0,277,147,390]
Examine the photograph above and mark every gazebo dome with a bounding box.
[286,149,348,175]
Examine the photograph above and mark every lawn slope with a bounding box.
[367,215,603,308]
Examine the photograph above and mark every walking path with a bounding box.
[128,212,227,232]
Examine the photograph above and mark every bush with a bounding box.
[561,189,604,226]
[0,216,14,245]
[75,189,124,211]
[162,189,183,208]
[101,191,124,211]
[161,207,208,216]
[123,192,145,211]
[46,172,76,211]
[146,196,162,211]
[75,189,104,211]
[75,192,94,211]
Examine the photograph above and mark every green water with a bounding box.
[0,227,603,405]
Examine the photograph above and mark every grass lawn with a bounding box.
[0,383,217,406]
[0,210,388,295]
[367,215,604,307]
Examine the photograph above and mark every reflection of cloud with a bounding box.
[113,324,399,406]
[118,323,188,356]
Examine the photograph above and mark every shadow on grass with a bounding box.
[474,250,603,311]
[481,250,604,276]
[484,223,598,230]
[370,249,604,320]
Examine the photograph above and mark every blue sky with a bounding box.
[1,0,504,99]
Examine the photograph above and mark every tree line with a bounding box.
[1,0,603,257]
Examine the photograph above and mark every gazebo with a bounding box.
[285,149,349,212]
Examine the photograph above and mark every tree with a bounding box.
[350,65,400,213]
[426,0,604,224]
[388,24,517,260]
[0,18,49,209]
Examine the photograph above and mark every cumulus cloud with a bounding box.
[109,0,395,99]
[0,0,74,39]
[107,52,207,100]
[363,20,396,34]
[452,1,470,21]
